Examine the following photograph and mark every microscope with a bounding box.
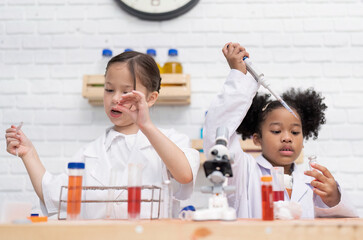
[193,127,237,221]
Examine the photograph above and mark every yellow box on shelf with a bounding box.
[82,74,191,106]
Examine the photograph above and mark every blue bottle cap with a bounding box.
[68,162,85,169]
[30,213,39,217]
[124,48,133,52]
[180,205,196,212]
[146,48,156,56]
[102,49,112,57]
[168,49,178,56]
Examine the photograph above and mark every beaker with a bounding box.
[127,163,143,220]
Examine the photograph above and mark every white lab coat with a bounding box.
[41,127,200,219]
[203,69,358,219]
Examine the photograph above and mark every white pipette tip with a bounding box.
[280,101,299,119]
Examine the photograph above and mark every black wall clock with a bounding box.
[115,0,200,21]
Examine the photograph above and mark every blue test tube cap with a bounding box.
[168,49,178,56]
[68,162,85,169]
[147,48,156,56]
[124,48,133,52]
[102,49,113,57]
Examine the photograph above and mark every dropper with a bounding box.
[243,57,298,119]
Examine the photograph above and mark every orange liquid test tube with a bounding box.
[67,162,85,220]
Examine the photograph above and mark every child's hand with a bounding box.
[222,42,249,74]
[5,126,34,158]
[115,90,152,130]
[304,163,341,207]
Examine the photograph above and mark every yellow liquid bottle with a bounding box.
[163,49,183,74]
[146,48,163,74]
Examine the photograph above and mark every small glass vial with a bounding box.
[67,162,85,220]
[308,155,317,170]
[261,175,274,221]
[128,163,143,220]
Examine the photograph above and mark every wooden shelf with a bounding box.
[192,138,303,164]
[82,74,191,106]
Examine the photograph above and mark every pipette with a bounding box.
[243,57,298,119]
[15,122,23,157]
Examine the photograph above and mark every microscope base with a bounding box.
[193,207,236,221]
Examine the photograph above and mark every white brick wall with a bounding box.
[1,0,363,217]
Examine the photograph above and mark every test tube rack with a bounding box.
[57,185,162,220]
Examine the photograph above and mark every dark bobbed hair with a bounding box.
[105,51,161,93]
[237,88,327,140]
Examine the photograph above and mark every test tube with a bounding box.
[128,163,143,220]
[261,175,274,221]
[271,167,284,202]
[67,162,85,220]
[308,155,317,170]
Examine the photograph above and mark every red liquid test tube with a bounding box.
[128,163,143,220]
[271,166,284,202]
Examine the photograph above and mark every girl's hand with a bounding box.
[5,126,34,158]
[222,42,249,74]
[304,163,341,207]
[116,90,152,130]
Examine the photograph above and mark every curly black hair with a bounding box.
[237,88,327,140]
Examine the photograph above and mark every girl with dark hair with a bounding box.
[6,51,199,219]
[203,43,357,219]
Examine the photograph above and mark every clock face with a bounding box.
[115,0,199,21]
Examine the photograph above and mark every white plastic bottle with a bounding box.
[99,48,112,75]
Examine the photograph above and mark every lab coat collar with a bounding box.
[104,127,126,152]
[255,154,273,170]
[82,127,153,186]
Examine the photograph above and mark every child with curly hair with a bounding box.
[203,43,358,219]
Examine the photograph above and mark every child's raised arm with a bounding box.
[116,90,193,184]
[5,126,46,202]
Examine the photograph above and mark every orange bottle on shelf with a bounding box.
[261,175,274,221]
[67,162,85,220]
[163,49,183,74]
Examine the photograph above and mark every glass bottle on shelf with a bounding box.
[163,48,183,74]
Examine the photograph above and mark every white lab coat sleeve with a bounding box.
[314,183,359,218]
[41,148,85,217]
[165,129,200,200]
[203,69,259,154]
